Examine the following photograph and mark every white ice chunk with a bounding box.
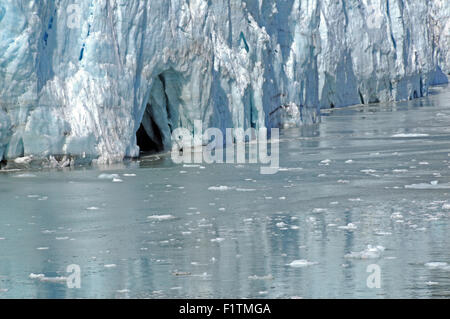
[345,245,385,259]
[288,260,319,268]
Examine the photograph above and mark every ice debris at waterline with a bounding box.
[0,0,449,164]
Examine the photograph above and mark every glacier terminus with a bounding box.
[0,0,449,164]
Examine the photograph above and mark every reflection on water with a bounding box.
[0,85,449,299]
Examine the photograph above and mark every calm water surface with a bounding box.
[0,85,449,298]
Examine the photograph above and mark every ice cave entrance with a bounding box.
[137,70,181,155]
[136,120,164,154]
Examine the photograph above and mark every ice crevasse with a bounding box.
[0,0,449,163]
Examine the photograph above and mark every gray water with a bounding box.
[0,85,449,299]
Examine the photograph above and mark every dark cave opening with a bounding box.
[136,108,165,154]
[136,69,183,156]
[136,125,160,154]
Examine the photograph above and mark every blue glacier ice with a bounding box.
[0,0,449,163]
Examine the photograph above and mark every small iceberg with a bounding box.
[338,223,358,230]
[208,186,230,191]
[345,245,385,259]
[14,173,37,178]
[147,215,176,221]
[425,262,450,270]
[14,156,34,165]
[248,274,274,280]
[29,273,67,283]
[117,289,130,293]
[391,133,429,138]
[320,159,331,165]
[405,181,450,189]
[98,173,120,180]
[288,260,318,268]
[235,188,256,192]
[210,238,225,243]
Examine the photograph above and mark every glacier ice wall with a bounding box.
[0,0,449,163]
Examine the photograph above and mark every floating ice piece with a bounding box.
[276,222,288,228]
[320,159,331,164]
[390,212,403,219]
[405,182,450,189]
[14,156,33,165]
[117,289,130,293]
[345,245,385,259]
[112,178,123,183]
[14,173,37,178]
[375,231,392,236]
[442,204,450,210]
[426,281,439,286]
[392,134,429,138]
[235,188,256,192]
[86,207,100,211]
[104,264,117,268]
[278,167,303,172]
[210,238,225,243]
[338,223,358,230]
[393,169,408,173]
[39,276,67,283]
[147,215,176,221]
[208,186,230,191]
[123,174,136,177]
[248,274,274,280]
[425,262,450,270]
[98,174,120,180]
[29,273,67,283]
[288,260,319,268]
[361,169,377,174]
